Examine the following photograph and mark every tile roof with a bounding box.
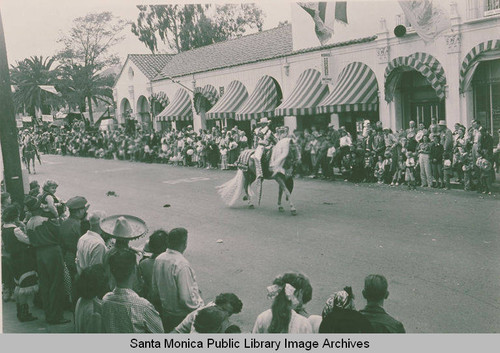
[154,24,293,81]
[129,54,174,79]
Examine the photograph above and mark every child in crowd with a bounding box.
[476,153,493,195]
[462,152,473,191]
[219,144,228,170]
[443,152,453,190]
[374,155,385,184]
[391,155,405,186]
[405,152,416,190]
[382,151,392,184]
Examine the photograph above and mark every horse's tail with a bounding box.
[216,169,245,206]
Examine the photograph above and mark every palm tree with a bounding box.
[58,63,115,123]
[10,56,61,117]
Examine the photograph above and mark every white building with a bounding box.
[114,0,500,139]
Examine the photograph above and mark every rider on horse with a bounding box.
[253,118,277,180]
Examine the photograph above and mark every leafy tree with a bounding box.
[57,12,126,122]
[131,4,264,53]
[10,56,61,117]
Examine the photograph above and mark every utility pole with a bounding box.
[0,11,25,206]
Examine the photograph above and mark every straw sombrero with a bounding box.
[100,215,148,241]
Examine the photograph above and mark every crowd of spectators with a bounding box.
[20,116,498,194]
[1,179,405,333]
[23,123,249,170]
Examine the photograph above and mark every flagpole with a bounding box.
[0,10,25,206]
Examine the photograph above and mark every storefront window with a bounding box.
[473,59,500,142]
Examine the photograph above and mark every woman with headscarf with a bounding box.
[308,286,356,333]
[252,272,312,333]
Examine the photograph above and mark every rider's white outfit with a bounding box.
[253,124,275,179]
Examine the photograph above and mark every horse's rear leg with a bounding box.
[276,177,296,215]
[32,160,36,174]
[243,177,254,209]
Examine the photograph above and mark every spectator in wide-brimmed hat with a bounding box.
[100,215,147,291]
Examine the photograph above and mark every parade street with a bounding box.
[3,154,496,333]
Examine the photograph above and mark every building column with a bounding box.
[375,19,392,130]
[330,114,340,128]
[284,116,297,131]
[444,31,462,128]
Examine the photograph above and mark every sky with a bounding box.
[0,0,292,65]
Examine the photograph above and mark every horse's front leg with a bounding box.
[278,186,284,212]
[276,177,296,215]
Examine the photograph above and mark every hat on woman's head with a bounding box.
[259,118,270,125]
[100,215,147,241]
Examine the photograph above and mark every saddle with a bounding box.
[235,148,273,178]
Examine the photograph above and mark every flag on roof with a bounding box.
[399,0,450,43]
[299,2,348,46]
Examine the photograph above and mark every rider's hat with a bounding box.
[259,118,270,125]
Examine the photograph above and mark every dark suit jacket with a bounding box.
[360,304,406,333]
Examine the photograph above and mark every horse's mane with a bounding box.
[269,138,292,176]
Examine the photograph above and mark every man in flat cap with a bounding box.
[60,196,89,302]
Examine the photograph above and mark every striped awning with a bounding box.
[156,89,192,122]
[235,75,281,121]
[275,69,329,116]
[459,40,500,93]
[316,62,378,114]
[193,84,219,114]
[206,81,248,120]
[385,54,446,102]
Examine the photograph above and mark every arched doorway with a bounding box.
[120,98,132,123]
[136,95,151,130]
[385,54,446,129]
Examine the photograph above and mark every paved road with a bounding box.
[2,154,499,333]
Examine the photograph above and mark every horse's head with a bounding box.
[285,138,301,168]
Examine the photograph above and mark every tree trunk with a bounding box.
[87,95,94,123]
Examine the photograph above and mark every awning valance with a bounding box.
[193,85,219,114]
[275,69,329,116]
[206,81,248,120]
[235,75,281,121]
[316,62,378,114]
[459,40,500,93]
[156,89,192,121]
[385,54,446,102]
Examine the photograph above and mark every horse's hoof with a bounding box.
[291,209,297,216]
[248,204,255,209]
[278,206,284,212]
[243,195,248,201]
